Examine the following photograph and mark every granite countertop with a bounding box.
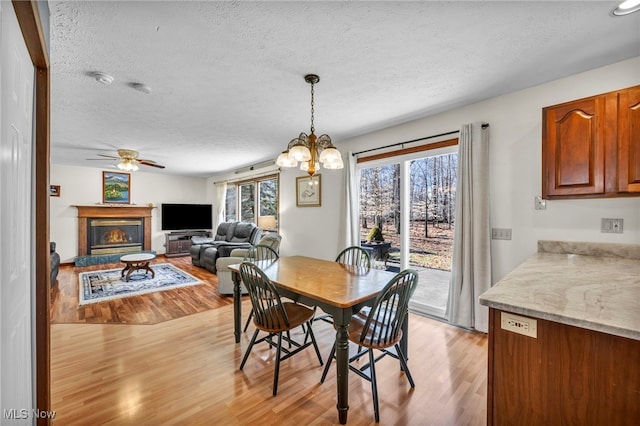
[479,241,640,341]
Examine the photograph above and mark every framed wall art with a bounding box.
[102,171,131,204]
[296,174,321,207]
[49,185,61,197]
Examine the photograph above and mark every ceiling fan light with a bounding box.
[117,159,139,171]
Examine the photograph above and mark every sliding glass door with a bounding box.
[358,143,457,319]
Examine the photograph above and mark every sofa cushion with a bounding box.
[231,222,255,242]
[215,221,237,241]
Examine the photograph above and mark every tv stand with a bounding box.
[165,230,211,257]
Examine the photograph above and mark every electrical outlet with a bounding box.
[534,195,547,210]
[491,228,512,240]
[501,312,537,338]
[601,218,624,234]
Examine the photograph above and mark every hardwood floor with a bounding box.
[50,257,488,425]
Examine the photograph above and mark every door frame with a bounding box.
[12,1,50,423]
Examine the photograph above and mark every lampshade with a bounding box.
[276,151,297,167]
[257,215,277,231]
[289,143,311,162]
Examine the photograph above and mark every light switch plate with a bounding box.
[492,228,512,240]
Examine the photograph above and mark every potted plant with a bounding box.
[363,225,390,268]
[366,225,385,244]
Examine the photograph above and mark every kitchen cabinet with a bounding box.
[486,309,639,426]
[542,85,640,199]
[479,241,640,425]
[618,86,640,192]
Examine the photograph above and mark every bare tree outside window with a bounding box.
[359,152,457,271]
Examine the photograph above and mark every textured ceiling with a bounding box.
[49,1,640,177]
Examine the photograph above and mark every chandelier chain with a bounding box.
[310,82,315,134]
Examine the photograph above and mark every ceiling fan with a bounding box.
[88,149,166,171]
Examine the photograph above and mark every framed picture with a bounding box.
[102,171,131,204]
[296,174,321,207]
[49,185,60,197]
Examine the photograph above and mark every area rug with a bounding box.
[79,263,202,305]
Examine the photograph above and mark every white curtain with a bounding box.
[214,182,227,228]
[446,123,491,332]
[339,151,360,250]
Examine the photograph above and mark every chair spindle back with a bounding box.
[359,269,418,347]
[239,262,289,331]
[336,246,371,268]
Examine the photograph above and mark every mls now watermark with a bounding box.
[4,408,56,420]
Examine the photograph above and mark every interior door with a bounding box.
[0,2,36,419]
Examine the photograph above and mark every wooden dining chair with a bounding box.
[243,245,280,332]
[239,261,323,396]
[314,246,372,325]
[336,245,372,268]
[320,269,419,422]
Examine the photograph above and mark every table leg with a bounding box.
[121,263,130,278]
[232,270,242,343]
[335,311,350,424]
[144,262,155,279]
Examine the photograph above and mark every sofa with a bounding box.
[189,221,262,273]
[215,233,282,295]
[50,242,60,286]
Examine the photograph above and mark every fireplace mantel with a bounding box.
[75,205,153,256]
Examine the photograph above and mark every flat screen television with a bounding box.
[161,203,213,231]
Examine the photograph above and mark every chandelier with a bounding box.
[276,74,343,176]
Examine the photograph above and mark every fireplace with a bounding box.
[88,218,144,255]
[75,206,153,257]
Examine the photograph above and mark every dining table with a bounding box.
[228,255,406,424]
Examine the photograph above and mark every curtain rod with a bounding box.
[352,123,489,157]
[213,169,280,185]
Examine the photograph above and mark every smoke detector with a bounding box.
[92,72,114,85]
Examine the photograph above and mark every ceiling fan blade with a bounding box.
[97,154,120,159]
[86,158,112,161]
[137,158,157,164]
[138,160,165,169]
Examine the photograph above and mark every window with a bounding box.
[225,175,279,231]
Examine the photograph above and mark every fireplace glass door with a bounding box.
[89,218,144,255]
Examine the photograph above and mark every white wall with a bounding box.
[208,58,639,278]
[50,164,211,262]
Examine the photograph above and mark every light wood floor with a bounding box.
[50,256,488,425]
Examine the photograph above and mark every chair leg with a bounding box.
[368,349,380,423]
[243,308,254,332]
[273,332,283,396]
[240,329,260,370]
[305,320,323,365]
[320,342,336,383]
[395,344,415,388]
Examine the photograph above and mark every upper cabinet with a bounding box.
[618,87,640,193]
[542,85,640,199]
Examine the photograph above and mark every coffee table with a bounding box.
[120,253,156,282]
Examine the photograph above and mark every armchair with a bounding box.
[216,233,282,295]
